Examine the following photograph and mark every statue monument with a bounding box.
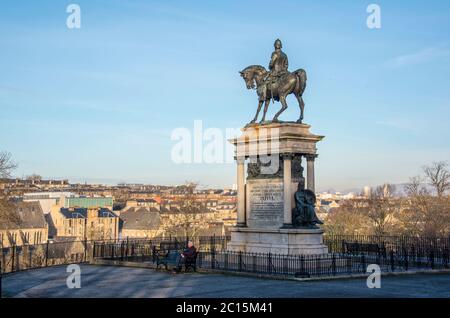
[239,39,307,124]
[227,39,328,255]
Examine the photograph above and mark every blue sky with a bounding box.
[1,0,449,191]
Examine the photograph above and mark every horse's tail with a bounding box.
[294,69,307,94]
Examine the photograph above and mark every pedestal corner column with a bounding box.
[236,156,247,227]
[281,154,293,228]
[306,154,317,193]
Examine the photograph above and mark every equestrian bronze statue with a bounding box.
[239,39,308,124]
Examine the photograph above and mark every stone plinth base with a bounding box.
[227,227,328,255]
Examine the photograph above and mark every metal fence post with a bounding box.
[84,239,88,263]
[268,253,272,274]
[390,250,395,272]
[12,245,16,272]
[346,256,352,275]
[111,243,115,259]
[0,260,3,298]
[430,249,435,269]
[210,236,215,252]
[211,249,216,270]
[198,251,203,268]
[332,253,337,276]
[403,248,408,271]
[238,251,242,272]
[300,255,305,275]
[45,241,49,267]
[224,252,229,270]
[28,245,32,269]
[444,248,449,269]
[361,254,366,273]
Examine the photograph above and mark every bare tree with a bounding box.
[161,182,212,239]
[26,174,42,182]
[400,174,450,236]
[404,176,428,197]
[423,161,450,197]
[0,151,17,178]
[324,200,370,235]
[0,151,20,226]
[400,177,430,236]
[363,184,400,235]
[325,165,450,236]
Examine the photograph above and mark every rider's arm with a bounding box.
[269,52,277,70]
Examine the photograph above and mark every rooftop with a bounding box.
[0,201,47,230]
[59,208,117,219]
[120,207,160,230]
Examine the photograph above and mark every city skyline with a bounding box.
[1,0,450,191]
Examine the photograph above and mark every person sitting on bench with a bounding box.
[173,240,197,273]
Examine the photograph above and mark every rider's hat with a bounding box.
[274,39,282,48]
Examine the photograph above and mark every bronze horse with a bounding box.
[239,65,307,124]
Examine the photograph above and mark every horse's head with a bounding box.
[239,69,255,89]
[240,65,266,90]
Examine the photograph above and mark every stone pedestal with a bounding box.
[228,122,327,255]
[227,227,328,255]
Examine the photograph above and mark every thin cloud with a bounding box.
[375,119,414,130]
[0,84,33,96]
[386,47,450,68]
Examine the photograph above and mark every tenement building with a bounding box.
[48,206,119,241]
[119,205,162,238]
[0,201,48,248]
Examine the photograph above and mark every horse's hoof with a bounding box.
[296,119,303,124]
[272,118,279,123]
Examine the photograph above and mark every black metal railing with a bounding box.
[323,235,450,260]
[1,234,449,279]
[0,235,230,275]
[195,248,449,278]
[90,234,450,278]
[0,239,91,275]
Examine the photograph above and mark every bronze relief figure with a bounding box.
[292,179,324,228]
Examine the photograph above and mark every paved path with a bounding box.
[2,265,449,298]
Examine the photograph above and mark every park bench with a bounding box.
[153,241,185,270]
[343,241,386,257]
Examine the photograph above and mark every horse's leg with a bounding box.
[260,99,270,123]
[272,95,288,122]
[251,100,263,124]
[295,94,305,123]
